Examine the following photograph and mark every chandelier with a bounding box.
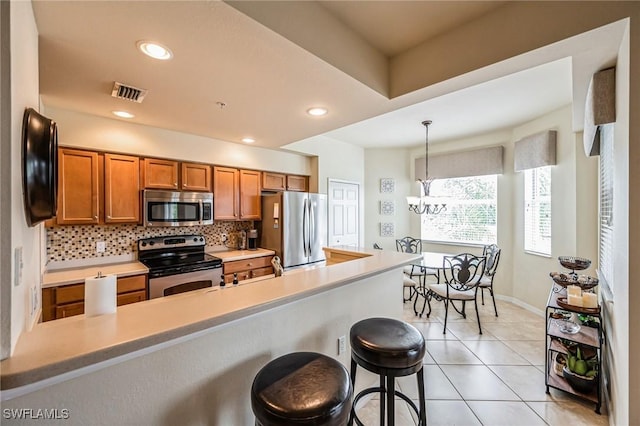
[406,120,447,215]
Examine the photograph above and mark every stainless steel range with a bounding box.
[138,235,222,299]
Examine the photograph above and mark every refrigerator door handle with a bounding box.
[302,198,309,257]
[308,198,315,255]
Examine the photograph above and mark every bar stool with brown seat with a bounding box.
[349,317,427,426]
[251,352,353,426]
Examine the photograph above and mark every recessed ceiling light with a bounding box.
[137,41,173,60]
[112,110,135,119]
[242,137,255,144]
[307,107,328,116]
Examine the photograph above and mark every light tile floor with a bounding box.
[354,297,608,426]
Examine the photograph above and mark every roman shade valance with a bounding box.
[414,146,503,180]
[513,130,557,172]
[583,67,615,157]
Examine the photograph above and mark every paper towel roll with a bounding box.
[84,273,117,317]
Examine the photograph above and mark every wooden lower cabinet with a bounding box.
[117,290,147,306]
[222,255,274,283]
[42,274,147,322]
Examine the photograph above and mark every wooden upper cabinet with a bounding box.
[213,166,239,220]
[262,172,308,192]
[262,172,286,191]
[57,148,100,224]
[104,154,140,223]
[287,175,308,192]
[141,158,179,190]
[240,170,261,220]
[181,162,211,192]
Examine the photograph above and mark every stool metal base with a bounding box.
[348,357,427,426]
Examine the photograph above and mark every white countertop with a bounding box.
[41,249,276,288]
[208,248,275,262]
[1,247,419,390]
[42,262,149,288]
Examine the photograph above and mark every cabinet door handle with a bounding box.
[107,215,111,219]
[94,215,98,219]
[174,182,178,187]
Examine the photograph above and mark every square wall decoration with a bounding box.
[380,200,395,215]
[380,178,395,194]
[380,222,395,237]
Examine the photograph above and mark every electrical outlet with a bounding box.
[338,335,346,355]
[30,286,38,317]
[221,233,228,242]
[96,241,106,253]
[14,246,23,287]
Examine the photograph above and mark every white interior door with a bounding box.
[328,179,360,247]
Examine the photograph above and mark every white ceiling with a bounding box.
[323,58,572,148]
[32,1,572,150]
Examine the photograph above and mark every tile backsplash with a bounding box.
[46,221,254,262]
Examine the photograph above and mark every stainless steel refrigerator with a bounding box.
[260,192,327,268]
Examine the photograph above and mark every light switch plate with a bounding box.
[96,241,106,253]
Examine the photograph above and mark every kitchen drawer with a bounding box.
[223,266,274,283]
[56,302,84,319]
[225,270,252,283]
[55,283,85,304]
[117,290,147,306]
[223,256,273,274]
[251,266,274,279]
[117,275,146,293]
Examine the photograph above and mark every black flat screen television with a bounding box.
[22,107,58,226]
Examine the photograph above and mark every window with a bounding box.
[421,175,497,245]
[599,125,614,293]
[524,166,551,255]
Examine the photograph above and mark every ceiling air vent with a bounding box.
[111,82,148,103]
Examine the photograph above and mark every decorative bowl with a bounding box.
[563,366,596,393]
[558,256,591,271]
[549,272,599,290]
[557,319,581,334]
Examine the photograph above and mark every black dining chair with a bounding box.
[479,244,501,316]
[395,237,439,291]
[424,253,486,334]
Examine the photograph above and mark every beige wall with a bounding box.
[4,0,43,357]
[283,135,365,195]
[2,269,402,425]
[44,106,311,176]
[364,148,414,249]
[511,107,598,309]
[284,135,366,245]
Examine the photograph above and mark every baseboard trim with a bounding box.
[494,294,544,317]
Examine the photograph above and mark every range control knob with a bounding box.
[149,241,155,246]
[141,242,147,247]
[199,237,204,242]
[193,237,198,242]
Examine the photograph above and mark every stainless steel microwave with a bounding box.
[143,190,213,227]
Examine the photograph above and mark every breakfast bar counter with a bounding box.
[1,247,419,409]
